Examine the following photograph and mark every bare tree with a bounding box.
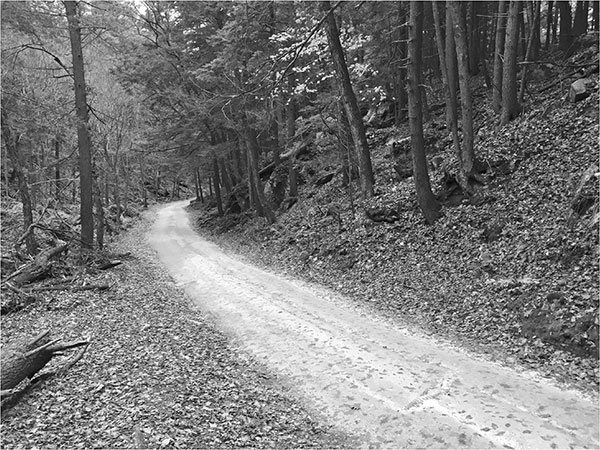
[450,1,475,185]
[493,1,508,113]
[501,0,521,125]
[321,0,374,198]
[64,0,94,248]
[408,1,441,224]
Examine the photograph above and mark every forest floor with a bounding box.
[192,56,599,397]
[0,208,353,449]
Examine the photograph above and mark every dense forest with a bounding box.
[1,1,599,447]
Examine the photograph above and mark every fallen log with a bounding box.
[9,243,68,286]
[0,283,38,315]
[26,282,110,293]
[97,260,122,270]
[1,330,89,390]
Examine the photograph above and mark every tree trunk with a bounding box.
[493,1,508,113]
[450,1,476,179]
[433,2,465,189]
[552,2,560,43]
[64,0,93,248]
[408,1,441,225]
[212,155,223,216]
[1,110,38,255]
[545,0,554,48]
[92,168,104,250]
[573,0,589,35]
[445,4,459,106]
[519,1,541,104]
[501,0,521,125]
[140,153,147,208]
[286,75,298,199]
[219,158,232,196]
[593,0,599,31]
[54,137,61,201]
[194,168,201,202]
[244,125,275,223]
[198,169,204,203]
[322,0,374,198]
[468,1,480,75]
[114,161,121,226]
[532,0,542,58]
[1,330,88,391]
[337,97,355,187]
[557,1,573,52]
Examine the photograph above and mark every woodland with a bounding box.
[0,0,599,448]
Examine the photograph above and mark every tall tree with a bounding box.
[493,1,508,113]
[321,0,374,198]
[407,1,441,224]
[573,0,589,35]
[545,0,554,48]
[450,1,476,186]
[64,0,94,248]
[557,1,573,52]
[519,1,542,104]
[501,0,521,125]
[433,2,464,190]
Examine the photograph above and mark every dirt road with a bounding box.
[148,201,599,449]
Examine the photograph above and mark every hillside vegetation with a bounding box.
[192,45,599,394]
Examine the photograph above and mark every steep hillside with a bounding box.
[192,53,599,394]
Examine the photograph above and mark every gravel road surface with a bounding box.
[149,200,599,449]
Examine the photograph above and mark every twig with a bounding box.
[28,330,51,348]
[4,282,34,298]
[57,342,90,376]
[23,339,60,358]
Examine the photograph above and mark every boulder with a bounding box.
[569,78,591,102]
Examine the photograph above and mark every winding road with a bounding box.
[148,200,599,449]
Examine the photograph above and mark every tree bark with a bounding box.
[1,110,38,255]
[501,0,522,125]
[322,0,374,198]
[140,153,147,208]
[433,2,465,189]
[222,158,234,196]
[450,1,475,179]
[493,1,508,113]
[557,1,573,52]
[92,165,104,250]
[194,167,201,202]
[545,0,554,48]
[519,1,541,104]
[1,330,88,391]
[408,1,441,225]
[54,137,61,201]
[468,1,481,75]
[286,74,298,199]
[64,1,94,248]
[212,155,223,216]
[336,97,355,187]
[244,124,276,223]
[573,0,589,35]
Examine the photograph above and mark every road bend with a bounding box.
[148,201,599,449]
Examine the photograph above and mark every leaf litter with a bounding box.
[1,210,354,449]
